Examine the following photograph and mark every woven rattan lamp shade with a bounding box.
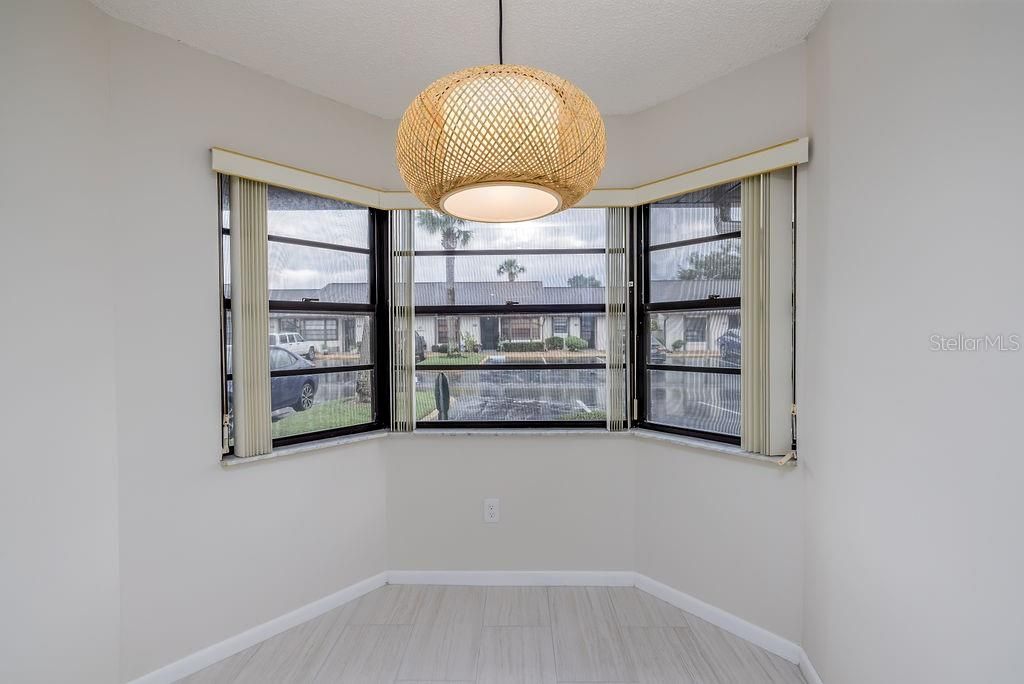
[396,64,606,222]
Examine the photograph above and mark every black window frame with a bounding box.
[219,175,390,456]
[413,209,608,430]
[633,184,742,446]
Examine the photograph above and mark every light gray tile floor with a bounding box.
[179,585,805,684]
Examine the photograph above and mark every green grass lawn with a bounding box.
[272,390,436,438]
[417,353,488,366]
[557,410,608,421]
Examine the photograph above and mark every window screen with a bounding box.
[637,181,742,443]
[221,178,386,452]
[412,209,608,426]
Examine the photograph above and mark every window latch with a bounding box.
[221,413,231,452]
[505,300,519,306]
[301,297,320,302]
[708,294,720,300]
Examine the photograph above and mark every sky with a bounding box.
[224,205,731,290]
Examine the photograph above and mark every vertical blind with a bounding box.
[740,170,795,457]
[390,210,415,432]
[229,177,273,457]
[605,207,631,431]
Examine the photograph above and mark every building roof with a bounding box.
[265,279,740,307]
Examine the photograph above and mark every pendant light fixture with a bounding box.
[395,0,606,223]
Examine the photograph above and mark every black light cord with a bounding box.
[498,0,504,64]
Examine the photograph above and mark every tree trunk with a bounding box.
[442,236,459,353]
[355,317,372,403]
[445,255,456,306]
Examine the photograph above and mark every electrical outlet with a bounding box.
[483,497,499,523]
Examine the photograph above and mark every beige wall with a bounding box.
[802,2,1024,682]
[0,1,120,682]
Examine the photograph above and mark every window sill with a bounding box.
[630,428,797,467]
[220,429,390,467]
[219,428,793,468]
[406,428,629,438]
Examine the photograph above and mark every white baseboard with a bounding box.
[126,572,387,684]
[799,648,825,684]
[387,569,635,587]
[129,569,822,683]
[632,573,802,664]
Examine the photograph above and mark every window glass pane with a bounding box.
[222,234,232,298]
[270,312,373,367]
[269,370,375,438]
[416,368,606,422]
[268,241,369,303]
[648,238,740,302]
[267,186,369,248]
[414,254,606,305]
[414,208,605,251]
[414,313,606,362]
[648,309,740,367]
[224,310,233,372]
[647,370,740,436]
[649,181,741,245]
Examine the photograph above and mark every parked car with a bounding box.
[415,331,427,362]
[269,331,318,360]
[227,347,319,416]
[717,328,741,366]
[650,338,668,364]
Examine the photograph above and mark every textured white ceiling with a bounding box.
[90,0,829,120]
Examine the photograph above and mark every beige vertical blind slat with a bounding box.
[605,206,630,431]
[741,175,768,454]
[741,172,795,457]
[229,177,273,457]
[390,210,416,432]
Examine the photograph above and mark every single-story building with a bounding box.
[262,278,742,357]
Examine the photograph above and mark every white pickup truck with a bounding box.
[268,332,318,359]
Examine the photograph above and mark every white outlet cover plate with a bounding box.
[483,498,499,523]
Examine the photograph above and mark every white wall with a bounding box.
[388,435,635,571]
[2,2,813,680]
[625,41,808,646]
[607,44,808,188]
[377,44,807,189]
[635,440,804,642]
[0,1,121,682]
[104,19,393,680]
[802,2,1024,682]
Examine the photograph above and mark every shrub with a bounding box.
[671,339,684,351]
[430,344,440,353]
[499,341,545,352]
[433,343,449,354]
[544,336,565,350]
[462,333,480,353]
[565,335,587,352]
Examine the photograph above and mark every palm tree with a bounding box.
[497,258,526,282]
[418,212,472,354]
[418,212,473,306]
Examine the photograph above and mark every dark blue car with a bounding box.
[227,346,319,415]
[269,346,319,411]
[717,328,741,367]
